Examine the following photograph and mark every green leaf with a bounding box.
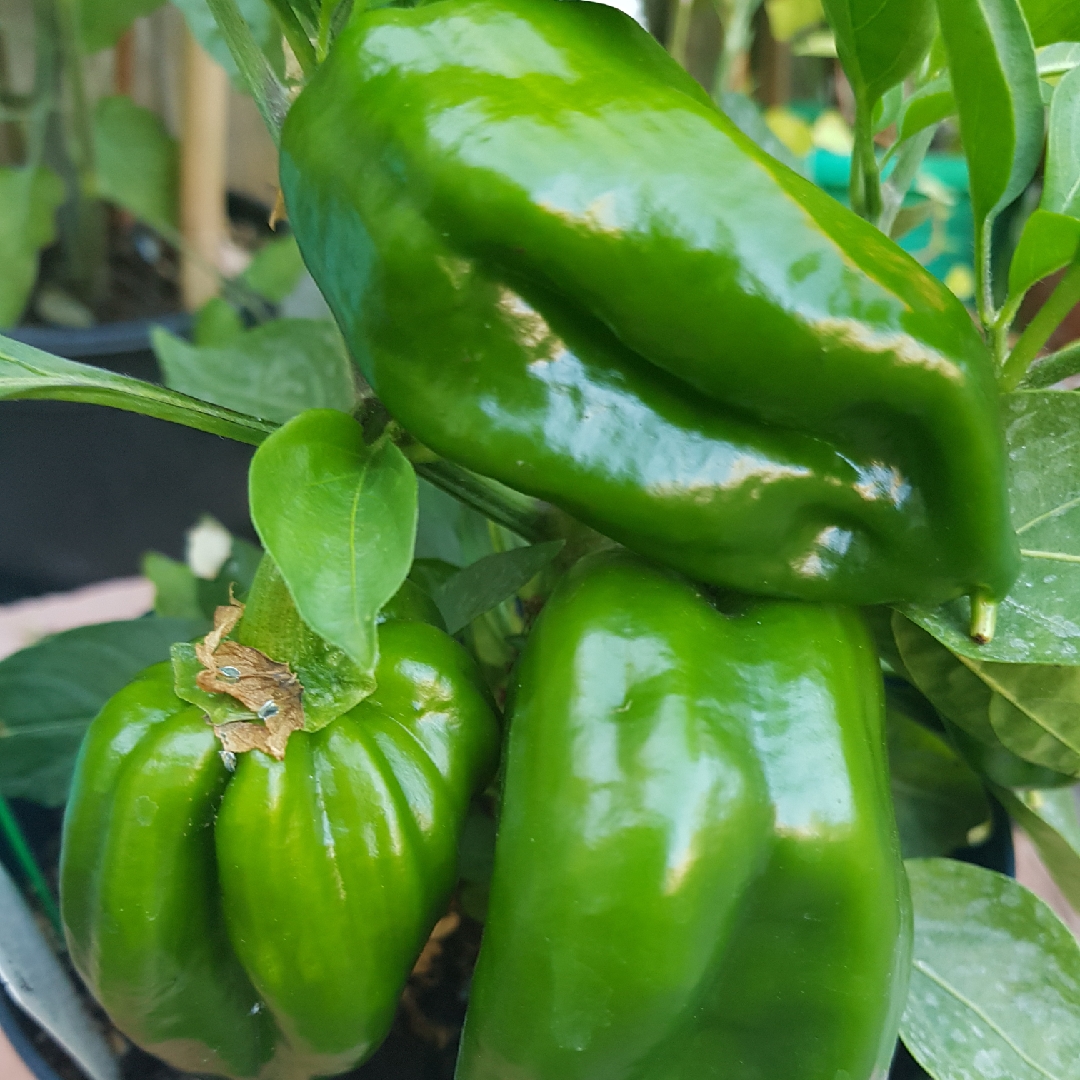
[1043,65,1080,218]
[93,96,177,233]
[886,695,991,858]
[248,410,418,674]
[240,236,306,303]
[0,167,65,329]
[193,297,245,347]
[943,711,1077,789]
[171,0,284,89]
[936,0,1043,249]
[78,0,164,52]
[0,617,206,806]
[1008,209,1080,301]
[903,391,1080,664]
[142,551,203,619]
[822,0,936,109]
[1020,0,1080,47]
[995,785,1080,911]
[895,74,956,142]
[0,332,276,444]
[434,541,564,636]
[1038,42,1080,78]
[152,318,357,425]
[901,858,1080,1080]
[896,613,1080,776]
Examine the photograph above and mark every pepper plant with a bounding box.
[4,0,1080,1079]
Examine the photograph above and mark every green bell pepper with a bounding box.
[279,0,1017,611]
[457,550,912,1080]
[59,594,499,1079]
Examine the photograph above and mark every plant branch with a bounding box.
[202,0,288,141]
[1001,258,1080,391]
[411,457,553,543]
[974,213,999,333]
[850,103,882,223]
[0,333,277,444]
[0,334,558,541]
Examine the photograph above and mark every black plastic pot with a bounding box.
[1,315,257,603]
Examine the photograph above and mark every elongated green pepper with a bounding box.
[457,551,912,1080]
[60,604,499,1079]
[280,0,1017,611]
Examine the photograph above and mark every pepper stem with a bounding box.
[969,592,998,645]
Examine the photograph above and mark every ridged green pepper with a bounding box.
[59,603,499,1079]
[279,0,1017,609]
[457,551,911,1080]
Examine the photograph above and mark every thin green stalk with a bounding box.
[0,794,61,936]
[1001,258,1080,391]
[203,0,288,141]
[973,216,997,333]
[668,0,695,68]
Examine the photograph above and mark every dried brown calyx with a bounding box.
[195,598,304,761]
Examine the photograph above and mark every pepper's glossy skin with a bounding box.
[457,552,912,1080]
[280,0,1017,608]
[60,617,499,1080]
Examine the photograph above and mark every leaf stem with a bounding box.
[851,104,882,223]
[412,458,553,543]
[0,794,62,936]
[202,0,288,141]
[974,216,998,333]
[1001,258,1080,391]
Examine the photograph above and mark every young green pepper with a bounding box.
[457,551,912,1080]
[60,592,499,1080]
[279,0,1017,613]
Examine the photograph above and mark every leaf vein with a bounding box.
[911,959,1060,1080]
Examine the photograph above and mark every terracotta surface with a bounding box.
[0,1028,36,1080]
